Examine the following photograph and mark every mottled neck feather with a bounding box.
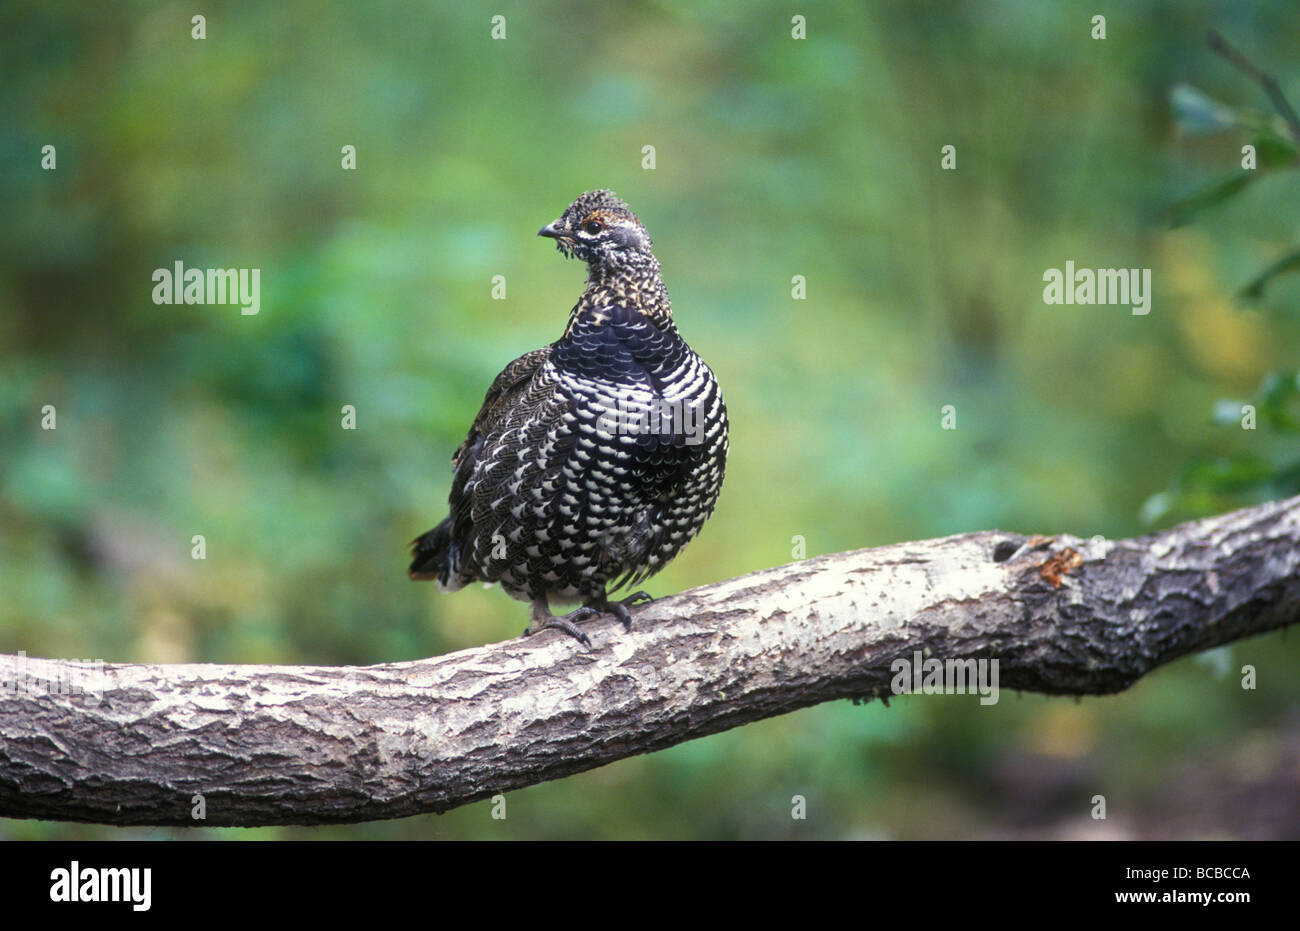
[565,253,674,334]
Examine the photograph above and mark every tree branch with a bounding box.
[1207,29,1300,149]
[3,495,1299,826]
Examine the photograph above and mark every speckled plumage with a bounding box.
[410,190,728,644]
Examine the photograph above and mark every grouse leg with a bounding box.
[585,590,654,632]
[524,598,598,647]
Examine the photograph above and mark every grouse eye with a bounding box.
[582,219,604,235]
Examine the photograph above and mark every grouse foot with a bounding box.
[585,591,654,632]
[524,600,598,647]
[523,592,654,645]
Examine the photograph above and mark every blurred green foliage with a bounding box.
[1149,33,1300,522]
[1,0,1298,839]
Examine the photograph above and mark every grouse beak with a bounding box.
[538,221,572,241]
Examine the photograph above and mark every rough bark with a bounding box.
[2,495,1298,826]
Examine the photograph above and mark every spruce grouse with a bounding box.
[409,190,729,645]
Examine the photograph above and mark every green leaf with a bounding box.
[1266,458,1300,495]
[1164,171,1254,227]
[1177,455,1276,493]
[1239,249,1300,300]
[1254,370,1300,432]
[1143,453,1284,524]
[1249,128,1299,168]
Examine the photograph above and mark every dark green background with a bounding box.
[2,0,1298,839]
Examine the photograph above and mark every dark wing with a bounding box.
[410,346,554,584]
[451,346,553,470]
[443,346,559,580]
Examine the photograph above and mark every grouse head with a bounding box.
[538,190,655,272]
